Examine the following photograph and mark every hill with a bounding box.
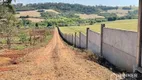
[13,3,138,27]
[13,3,119,14]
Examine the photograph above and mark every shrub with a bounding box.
[18,32,28,44]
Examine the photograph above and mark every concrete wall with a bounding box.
[73,35,75,46]
[70,34,73,44]
[70,35,72,44]
[103,28,137,72]
[68,34,71,44]
[62,34,65,40]
[65,34,73,44]
[76,36,80,47]
[80,33,86,49]
[88,30,101,56]
[58,27,138,72]
[66,34,69,43]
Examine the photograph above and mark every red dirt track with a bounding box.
[0,29,112,80]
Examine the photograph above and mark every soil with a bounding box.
[0,29,113,80]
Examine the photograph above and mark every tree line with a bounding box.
[13,3,119,14]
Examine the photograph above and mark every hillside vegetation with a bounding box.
[14,3,119,14]
[14,3,138,28]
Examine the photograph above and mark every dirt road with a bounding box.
[0,29,113,80]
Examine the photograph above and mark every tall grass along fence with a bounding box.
[57,25,137,72]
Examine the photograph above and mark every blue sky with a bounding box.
[13,0,138,6]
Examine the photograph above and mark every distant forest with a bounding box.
[13,3,120,14]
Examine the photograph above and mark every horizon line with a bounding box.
[12,2,138,7]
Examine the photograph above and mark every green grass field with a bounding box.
[59,19,138,35]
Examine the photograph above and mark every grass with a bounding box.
[104,7,137,17]
[45,9,59,14]
[76,14,104,19]
[25,18,44,23]
[11,35,53,50]
[59,19,138,35]
[11,44,27,50]
[16,9,59,18]
[16,10,41,17]
[107,9,129,17]
[0,29,54,50]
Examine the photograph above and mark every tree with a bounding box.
[89,20,94,25]
[3,0,16,13]
[122,6,132,10]
[16,20,23,29]
[0,5,18,49]
[47,22,52,27]
[35,23,39,28]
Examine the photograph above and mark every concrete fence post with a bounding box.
[68,34,70,43]
[86,28,89,49]
[70,34,72,44]
[100,24,105,57]
[75,32,77,47]
[79,32,81,48]
[72,34,73,45]
[67,34,68,42]
[67,34,70,43]
[74,32,77,47]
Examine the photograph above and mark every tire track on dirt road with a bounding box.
[0,28,113,80]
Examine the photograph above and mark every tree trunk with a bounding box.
[7,36,11,49]
[29,35,32,45]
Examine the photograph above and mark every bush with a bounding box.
[20,15,29,18]
[122,7,132,10]
[18,32,28,44]
[108,17,117,21]
[37,9,45,12]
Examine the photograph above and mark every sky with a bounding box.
[13,0,139,6]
